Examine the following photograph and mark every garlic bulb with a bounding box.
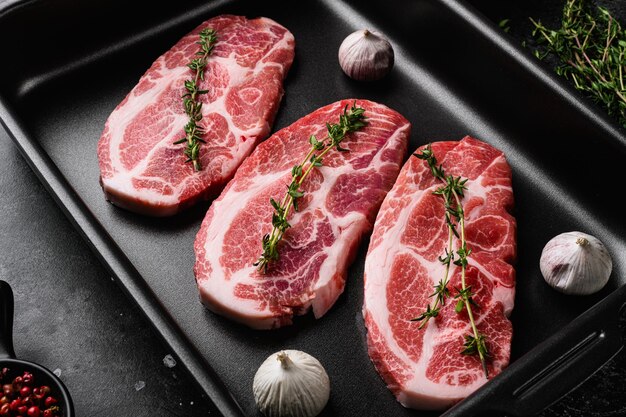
[253,350,330,417]
[338,29,394,81]
[540,231,612,295]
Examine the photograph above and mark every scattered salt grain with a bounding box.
[134,381,145,391]
[163,354,177,368]
[53,368,62,377]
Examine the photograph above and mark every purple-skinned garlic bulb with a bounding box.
[540,231,612,295]
[338,29,394,81]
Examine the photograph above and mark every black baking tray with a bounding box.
[1,0,625,416]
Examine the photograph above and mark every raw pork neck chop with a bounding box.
[194,99,411,329]
[364,137,516,410]
[97,15,294,216]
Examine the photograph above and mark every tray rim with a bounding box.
[0,0,625,416]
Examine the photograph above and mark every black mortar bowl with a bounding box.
[0,280,74,416]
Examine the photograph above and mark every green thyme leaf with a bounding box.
[255,103,368,272]
[411,144,489,378]
[174,28,217,171]
[529,0,626,129]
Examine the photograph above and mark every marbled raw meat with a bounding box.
[364,136,516,410]
[194,99,411,329]
[97,15,294,216]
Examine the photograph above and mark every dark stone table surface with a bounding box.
[1,1,625,416]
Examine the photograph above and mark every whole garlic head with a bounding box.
[338,29,394,81]
[253,350,330,417]
[540,231,612,295]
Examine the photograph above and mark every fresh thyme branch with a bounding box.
[254,103,367,273]
[411,144,490,378]
[174,28,218,171]
[530,0,626,129]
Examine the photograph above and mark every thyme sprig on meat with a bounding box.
[173,28,218,171]
[411,145,490,378]
[254,103,367,273]
[529,0,626,129]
